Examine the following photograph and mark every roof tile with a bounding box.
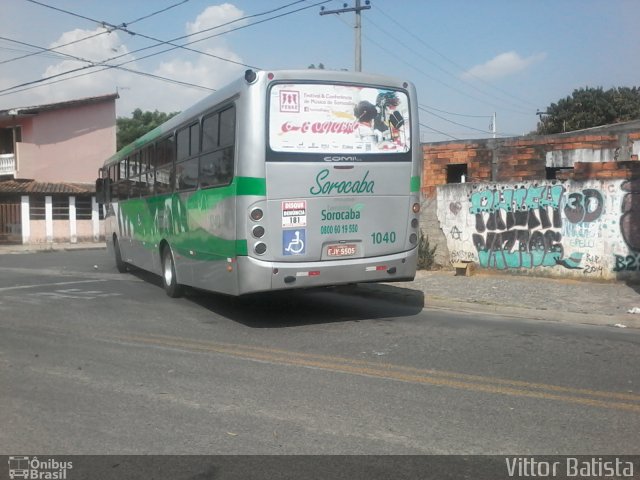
[0,179,94,194]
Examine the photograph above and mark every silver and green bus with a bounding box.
[97,69,422,297]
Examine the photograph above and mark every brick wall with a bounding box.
[419,120,640,270]
[421,120,640,197]
[422,142,492,197]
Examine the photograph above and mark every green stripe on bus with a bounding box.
[410,176,421,192]
[236,176,266,196]
[236,239,248,256]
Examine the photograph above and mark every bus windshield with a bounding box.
[268,83,411,160]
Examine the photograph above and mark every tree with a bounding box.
[116,108,179,150]
[307,63,325,69]
[537,86,640,135]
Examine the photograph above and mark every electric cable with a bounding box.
[373,3,539,111]
[1,0,329,96]
[2,0,192,66]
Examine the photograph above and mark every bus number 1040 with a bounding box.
[371,231,396,244]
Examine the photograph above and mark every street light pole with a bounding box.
[320,0,371,72]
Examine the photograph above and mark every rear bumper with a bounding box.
[236,247,418,294]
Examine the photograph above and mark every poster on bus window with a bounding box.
[269,83,411,154]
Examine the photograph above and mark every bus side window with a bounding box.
[155,136,174,195]
[142,145,154,196]
[175,123,199,192]
[219,107,235,147]
[190,123,200,156]
[202,114,219,151]
[176,127,190,162]
[200,106,235,188]
[175,158,198,191]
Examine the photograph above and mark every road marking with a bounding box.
[0,279,108,292]
[118,334,640,414]
[33,288,122,300]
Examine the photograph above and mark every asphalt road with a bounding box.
[1,250,639,455]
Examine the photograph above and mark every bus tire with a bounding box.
[161,247,184,298]
[113,236,128,273]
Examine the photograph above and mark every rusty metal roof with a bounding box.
[0,179,94,194]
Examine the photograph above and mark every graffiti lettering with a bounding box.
[563,189,604,224]
[469,185,564,215]
[613,253,640,272]
[450,250,475,263]
[582,253,603,276]
[472,230,582,269]
[620,180,640,250]
[469,185,585,270]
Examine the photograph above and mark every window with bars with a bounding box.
[28,196,103,220]
[29,196,46,220]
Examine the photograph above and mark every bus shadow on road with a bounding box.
[185,283,425,328]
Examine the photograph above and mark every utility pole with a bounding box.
[320,0,371,72]
[491,112,496,138]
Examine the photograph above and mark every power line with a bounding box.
[125,0,191,26]
[0,0,331,97]
[419,122,459,141]
[2,1,192,66]
[373,3,539,111]
[419,106,493,136]
[8,0,326,88]
[363,13,531,115]
[419,105,519,137]
[0,29,109,66]
[0,44,68,61]
[0,36,214,94]
[420,104,492,119]
[355,20,531,116]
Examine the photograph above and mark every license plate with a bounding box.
[327,244,357,257]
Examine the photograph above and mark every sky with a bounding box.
[1,0,639,143]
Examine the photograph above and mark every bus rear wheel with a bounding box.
[161,247,184,298]
[113,236,128,273]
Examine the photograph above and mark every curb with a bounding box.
[0,243,106,254]
[346,283,640,330]
[425,295,640,330]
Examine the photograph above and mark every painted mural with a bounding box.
[436,179,639,280]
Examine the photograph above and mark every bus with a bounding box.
[96,69,422,297]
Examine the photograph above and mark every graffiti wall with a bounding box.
[436,179,640,280]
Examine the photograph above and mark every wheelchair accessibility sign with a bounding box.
[283,229,306,256]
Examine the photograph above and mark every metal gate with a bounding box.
[0,201,21,243]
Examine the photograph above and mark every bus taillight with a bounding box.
[252,225,265,238]
[250,208,264,221]
[254,242,267,255]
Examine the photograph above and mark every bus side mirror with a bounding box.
[95,177,108,204]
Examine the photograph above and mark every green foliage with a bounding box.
[417,230,437,270]
[307,63,326,69]
[537,86,640,134]
[116,108,179,151]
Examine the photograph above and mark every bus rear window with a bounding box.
[268,83,410,157]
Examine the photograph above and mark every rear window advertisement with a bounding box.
[269,84,410,155]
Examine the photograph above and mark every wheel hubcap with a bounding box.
[163,256,173,285]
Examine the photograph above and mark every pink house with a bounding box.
[0,93,118,244]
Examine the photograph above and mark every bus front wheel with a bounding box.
[161,247,184,298]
